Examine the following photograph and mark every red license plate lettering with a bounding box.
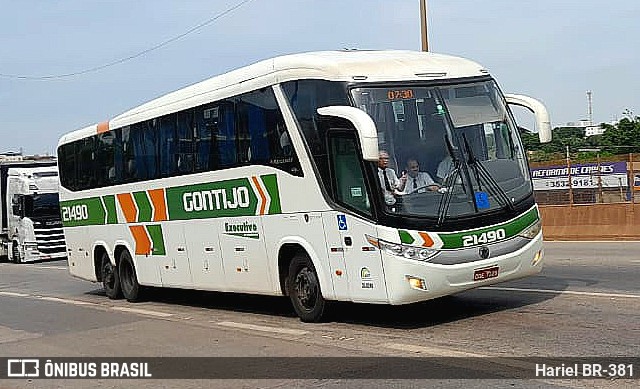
[473,266,499,281]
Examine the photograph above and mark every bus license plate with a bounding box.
[473,266,499,281]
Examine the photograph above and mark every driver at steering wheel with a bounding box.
[399,158,441,194]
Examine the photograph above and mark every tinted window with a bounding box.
[282,80,349,191]
[58,87,302,191]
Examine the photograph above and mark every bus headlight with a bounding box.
[517,220,542,239]
[367,236,438,261]
[406,275,428,290]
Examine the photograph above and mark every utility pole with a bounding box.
[567,145,574,206]
[587,90,593,126]
[420,0,429,51]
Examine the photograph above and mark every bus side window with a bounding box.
[237,88,302,176]
[176,109,195,173]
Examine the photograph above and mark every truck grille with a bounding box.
[33,220,67,256]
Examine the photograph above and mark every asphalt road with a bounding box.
[0,241,638,388]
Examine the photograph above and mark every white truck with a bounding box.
[0,160,67,263]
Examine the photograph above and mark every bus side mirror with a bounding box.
[317,106,379,161]
[12,204,21,216]
[505,94,552,143]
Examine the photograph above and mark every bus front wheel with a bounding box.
[118,250,142,302]
[101,252,121,299]
[287,255,328,322]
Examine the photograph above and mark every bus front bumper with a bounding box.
[383,234,544,305]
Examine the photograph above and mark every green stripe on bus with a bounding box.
[398,230,415,244]
[438,207,539,249]
[60,197,106,227]
[146,224,166,256]
[62,174,283,227]
[102,195,118,224]
[261,174,282,214]
[133,191,152,222]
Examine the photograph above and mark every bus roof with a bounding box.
[58,50,488,146]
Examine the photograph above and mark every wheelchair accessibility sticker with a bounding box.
[337,215,348,231]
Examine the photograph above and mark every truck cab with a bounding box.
[1,163,66,263]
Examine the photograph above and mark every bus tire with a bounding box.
[101,253,121,299]
[118,250,142,302]
[287,254,328,322]
[11,241,21,264]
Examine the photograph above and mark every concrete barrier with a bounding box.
[539,203,640,240]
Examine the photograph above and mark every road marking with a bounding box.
[480,286,640,299]
[0,263,67,270]
[1,289,177,318]
[29,265,67,270]
[111,306,173,318]
[216,321,309,336]
[0,291,30,297]
[36,296,99,306]
[381,342,487,357]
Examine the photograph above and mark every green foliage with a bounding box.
[600,118,640,153]
[521,114,640,162]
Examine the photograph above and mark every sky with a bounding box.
[0,0,638,155]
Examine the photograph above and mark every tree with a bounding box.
[601,116,640,153]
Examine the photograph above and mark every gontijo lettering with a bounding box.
[183,187,250,212]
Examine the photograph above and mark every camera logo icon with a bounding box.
[7,359,40,377]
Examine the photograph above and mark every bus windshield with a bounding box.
[351,80,531,221]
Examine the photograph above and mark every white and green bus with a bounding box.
[57,50,551,322]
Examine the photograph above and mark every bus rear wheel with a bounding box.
[287,255,328,322]
[101,253,121,299]
[118,250,142,302]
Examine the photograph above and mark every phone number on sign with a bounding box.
[545,178,594,188]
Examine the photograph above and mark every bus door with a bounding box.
[327,131,388,303]
[218,216,272,293]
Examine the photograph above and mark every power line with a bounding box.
[0,0,255,81]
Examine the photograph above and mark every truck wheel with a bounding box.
[287,254,328,322]
[118,250,143,302]
[11,241,21,264]
[101,253,121,299]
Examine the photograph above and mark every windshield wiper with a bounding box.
[461,133,515,212]
[436,134,464,226]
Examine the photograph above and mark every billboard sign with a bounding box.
[531,162,628,190]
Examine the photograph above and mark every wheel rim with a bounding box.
[294,267,318,311]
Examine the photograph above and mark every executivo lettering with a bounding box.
[224,221,259,239]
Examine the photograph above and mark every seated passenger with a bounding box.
[400,158,440,194]
[436,155,454,184]
[377,150,402,205]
